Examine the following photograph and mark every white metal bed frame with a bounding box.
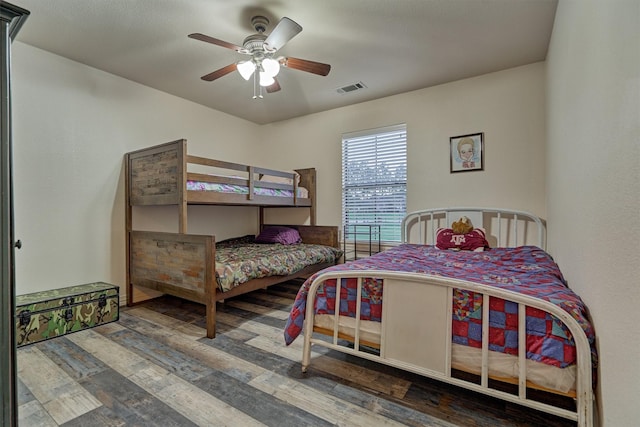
[300,208,594,426]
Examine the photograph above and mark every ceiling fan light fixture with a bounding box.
[237,60,255,80]
[190,15,330,98]
[261,57,280,77]
[259,71,275,87]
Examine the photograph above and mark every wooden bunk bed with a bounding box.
[125,139,341,338]
[285,208,596,426]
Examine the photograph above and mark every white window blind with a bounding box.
[342,124,407,242]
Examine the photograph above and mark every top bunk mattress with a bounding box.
[187,180,309,199]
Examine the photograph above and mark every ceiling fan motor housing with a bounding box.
[243,33,268,58]
[251,16,269,33]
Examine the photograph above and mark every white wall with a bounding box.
[546,1,640,425]
[261,63,547,228]
[12,43,262,298]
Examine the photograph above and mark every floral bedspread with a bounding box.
[215,240,342,292]
[283,244,597,370]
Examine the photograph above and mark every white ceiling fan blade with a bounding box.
[264,17,302,52]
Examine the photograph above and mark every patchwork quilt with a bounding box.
[283,244,597,370]
[215,239,341,292]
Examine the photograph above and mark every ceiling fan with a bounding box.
[189,16,331,99]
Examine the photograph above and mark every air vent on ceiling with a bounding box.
[336,81,367,94]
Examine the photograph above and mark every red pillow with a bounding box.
[436,228,489,251]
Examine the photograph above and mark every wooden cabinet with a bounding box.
[1,3,30,426]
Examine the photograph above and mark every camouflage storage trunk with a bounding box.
[15,282,119,347]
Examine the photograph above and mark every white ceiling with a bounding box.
[13,0,557,125]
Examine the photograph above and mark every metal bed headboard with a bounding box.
[401,207,546,250]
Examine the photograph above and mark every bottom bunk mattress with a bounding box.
[215,236,342,292]
[284,244,597,392]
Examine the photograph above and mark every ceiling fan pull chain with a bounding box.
[253,71,258,99]
[253,71,263,99]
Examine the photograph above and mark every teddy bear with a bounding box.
[451,216,474,235]
[436,216,489,251]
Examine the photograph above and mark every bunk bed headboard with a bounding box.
[126,139,187,206]
[401,207,546,250]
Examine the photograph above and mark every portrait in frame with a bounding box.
[450,132,484,173]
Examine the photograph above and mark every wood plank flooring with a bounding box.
[17,281,577,426]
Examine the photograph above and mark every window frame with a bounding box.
[341,123,407,244]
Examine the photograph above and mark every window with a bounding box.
[342,124,407,243]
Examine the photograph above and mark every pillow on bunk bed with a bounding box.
[255,226,302,245]
[436,228,489,252]
[259,172,301,186]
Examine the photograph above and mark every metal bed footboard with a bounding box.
[301,270,593,426]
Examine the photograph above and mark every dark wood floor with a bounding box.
[17,281,577,426]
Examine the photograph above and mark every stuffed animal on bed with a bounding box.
[451,216,474,235]
[436,216,489,251]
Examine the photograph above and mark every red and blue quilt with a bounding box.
[283,244,597,371]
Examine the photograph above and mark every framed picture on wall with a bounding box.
[450,132,484,173]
